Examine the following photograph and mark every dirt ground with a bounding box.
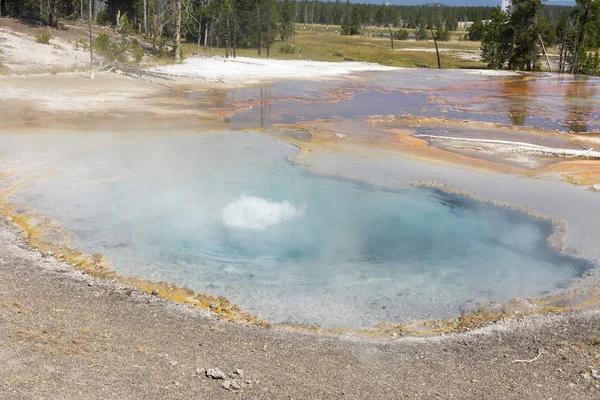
[1,216,599,399]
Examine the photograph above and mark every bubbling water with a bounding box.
[222,195,304,231]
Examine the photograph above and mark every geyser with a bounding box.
[10,132,590,328]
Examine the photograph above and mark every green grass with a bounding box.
[35,34,51,44]
[181,24,485,69]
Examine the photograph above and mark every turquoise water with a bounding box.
[12,132,590,327]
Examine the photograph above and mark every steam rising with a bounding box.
[222,194,304,231]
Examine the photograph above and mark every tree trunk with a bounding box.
[538,34,552,73]
[66,0,73,17]
[204,21,209,51]
[174,0,182,62]
[430,28,441,69]
[14,0,20,17]
[88,0,93,79]
[80,0,83,20]
[209,13,216,51]
[387,25,394,50]
[266,0,271,59]
[197,19,202,49]
[558,40,565,73]
[143,0,148,35]
[232,0,236,58]
[0,0,6,17]
[49,0,58,28]
[256,0,262,56]
[225,14,230,58]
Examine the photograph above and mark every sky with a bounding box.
[369,0,575,5]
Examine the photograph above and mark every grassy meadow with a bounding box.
[182,24,485,69]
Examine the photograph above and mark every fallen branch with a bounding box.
[512,348,543,363]
[414,134,600,160]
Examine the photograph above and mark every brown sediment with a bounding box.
[538,160,600,187]
[364,115,600,185]
[282,118,524,175]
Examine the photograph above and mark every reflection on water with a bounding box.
[502,79,529,126]
[189,70,600,134]
[562,76,599,133]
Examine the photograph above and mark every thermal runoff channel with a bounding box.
[11,132,588,328]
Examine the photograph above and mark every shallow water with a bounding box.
[217,71,600,133]
[8,131,591,327]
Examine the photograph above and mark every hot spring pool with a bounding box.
[11,132,590,327]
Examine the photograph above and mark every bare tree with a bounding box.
[232,0,236,58]
[256,0,261,56]
[203,0,212,51]
[143,0,148,35]
[49,0,58,28]
[88,0,93,79]
[174,0,182,61]
[266,0,272,58]
[430,28,441,69]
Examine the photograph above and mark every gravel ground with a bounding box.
[0,216,599,399]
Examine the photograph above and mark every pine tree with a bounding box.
[508,0,543,71]
[481,7,510,69]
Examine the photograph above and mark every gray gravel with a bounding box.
[1,216,599,399]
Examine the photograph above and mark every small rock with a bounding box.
[209,303,217,309]
[206,368,226,380]
[88,282,94,287]
[221,380,240,390]
[591,369,600,380]
[151,290,159,296]
[591,184,600,191]
[123,288,134,296]
[170,361,178,367]
[195,367,204,375]
[581,371,591,381]
[231,369,244,378]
